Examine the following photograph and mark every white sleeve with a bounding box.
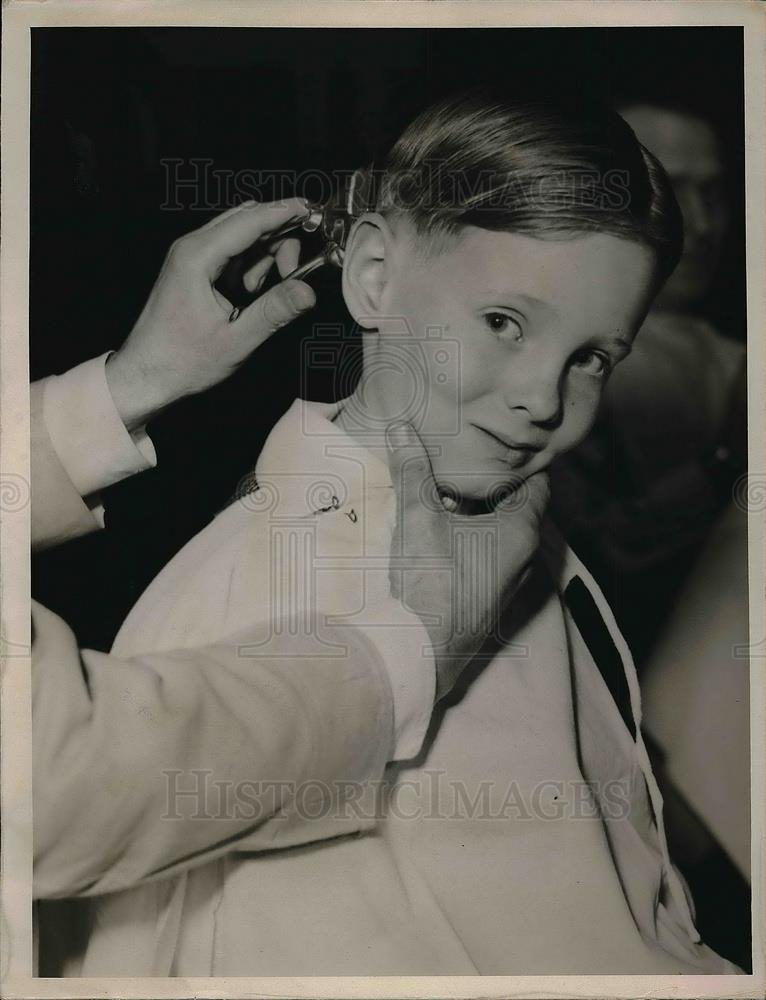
[32,600,396,898]
[43,352,157,524]
[351,597,436,762]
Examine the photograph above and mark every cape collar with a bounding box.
[253,397,393,519]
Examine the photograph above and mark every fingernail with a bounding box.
[386,422,415,451]
[285,281,315,311]
[289,198,311,219]
[440,492,458,513]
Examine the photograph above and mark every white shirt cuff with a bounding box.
[355,599,435,761]
[43,353,157,500]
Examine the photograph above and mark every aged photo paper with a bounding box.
[2,1,764,997]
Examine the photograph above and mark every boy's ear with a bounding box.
[341,213,393,329]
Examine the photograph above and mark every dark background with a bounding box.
[31,26,745,649]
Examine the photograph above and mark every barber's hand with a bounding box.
[387,422,549,702]
[105,198,316,430]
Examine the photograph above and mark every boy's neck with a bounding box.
[331,378,393,472]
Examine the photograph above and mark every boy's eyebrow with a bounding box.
[481,291,558,317]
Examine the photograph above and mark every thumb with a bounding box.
[234,278,316,344]
[521,470,551,517]
[386,422,441,519]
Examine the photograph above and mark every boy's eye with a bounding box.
[483,312,523,342]
[571,349,611,378]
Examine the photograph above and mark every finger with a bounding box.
[211,285,233,314]
[196,199,260,234]
[231,278,316,345]
[197,198,310,277]
[493,475,549,594]
[386,422,442,521]
[521,470,551,513]
[242,253,275,293]
[272,236,301,278]
[386,423,442,560]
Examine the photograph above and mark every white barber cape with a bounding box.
[65,398,738,976]
[33,360,411,970]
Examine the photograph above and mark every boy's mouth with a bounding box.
[472,424,545,469]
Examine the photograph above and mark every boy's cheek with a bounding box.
[530,388,602,473]
[548,395,602,460]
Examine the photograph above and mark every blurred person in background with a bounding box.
[549,100,750,970]
[550,100,745,665]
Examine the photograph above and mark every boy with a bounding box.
[40,91,740,975]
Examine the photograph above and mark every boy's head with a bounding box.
[340,90,683,501]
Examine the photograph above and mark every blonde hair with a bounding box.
[375,89,683,289]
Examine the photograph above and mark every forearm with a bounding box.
[32,601,395,898]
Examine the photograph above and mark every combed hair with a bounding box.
[375,89,683,287]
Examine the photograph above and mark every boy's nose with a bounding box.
[503,371,563,429]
